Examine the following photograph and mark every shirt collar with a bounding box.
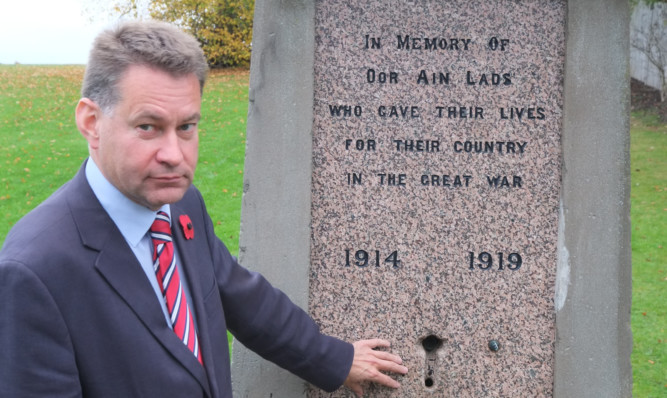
[85,158,170,248]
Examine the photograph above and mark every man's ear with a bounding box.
[75,98,103,150]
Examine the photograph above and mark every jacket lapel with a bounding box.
[66,164,211,397]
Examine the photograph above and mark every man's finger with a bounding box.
[357,338,391,349]
[368,371,401,389]
[368,349,405,366]
[344,338,408,394]
[348,383,363,397]
[375,358,408,375]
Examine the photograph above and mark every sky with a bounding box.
[0,0,114,64]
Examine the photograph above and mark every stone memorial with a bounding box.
[232,1,632,397]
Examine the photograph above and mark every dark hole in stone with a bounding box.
[488,339,500,352]
[421,335,443,352]
[425,377,434,387]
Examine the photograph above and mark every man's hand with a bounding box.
[343,339,408,397]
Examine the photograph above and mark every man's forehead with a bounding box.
[117,66,201,97]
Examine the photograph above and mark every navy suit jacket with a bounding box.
[0,163,353,397]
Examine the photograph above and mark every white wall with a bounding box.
[630,2,667,90]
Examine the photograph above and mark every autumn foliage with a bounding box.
[111,0,254,68]
[151,0,253,68]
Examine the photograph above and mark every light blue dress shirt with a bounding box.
[85,158,197,329]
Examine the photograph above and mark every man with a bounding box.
[0,21,407,397]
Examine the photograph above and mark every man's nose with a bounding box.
[156,130,185,165]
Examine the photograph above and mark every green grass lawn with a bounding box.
[630,111,667,398]
[1,65,665,395]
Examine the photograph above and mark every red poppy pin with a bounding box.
[179,214,194,240]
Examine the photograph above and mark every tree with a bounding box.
[631,1,667,101]
[151,0,253,68]
[90,0,254,68]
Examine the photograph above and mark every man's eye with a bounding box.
[137,124,154,132]
[179,123,196,132]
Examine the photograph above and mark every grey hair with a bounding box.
[81,20,208,112]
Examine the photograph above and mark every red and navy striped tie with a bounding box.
[150,211,203,365]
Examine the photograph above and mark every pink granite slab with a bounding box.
[309,1,565,396]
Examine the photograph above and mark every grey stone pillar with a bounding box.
[554,0,632,397]
[231,1,315,397]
